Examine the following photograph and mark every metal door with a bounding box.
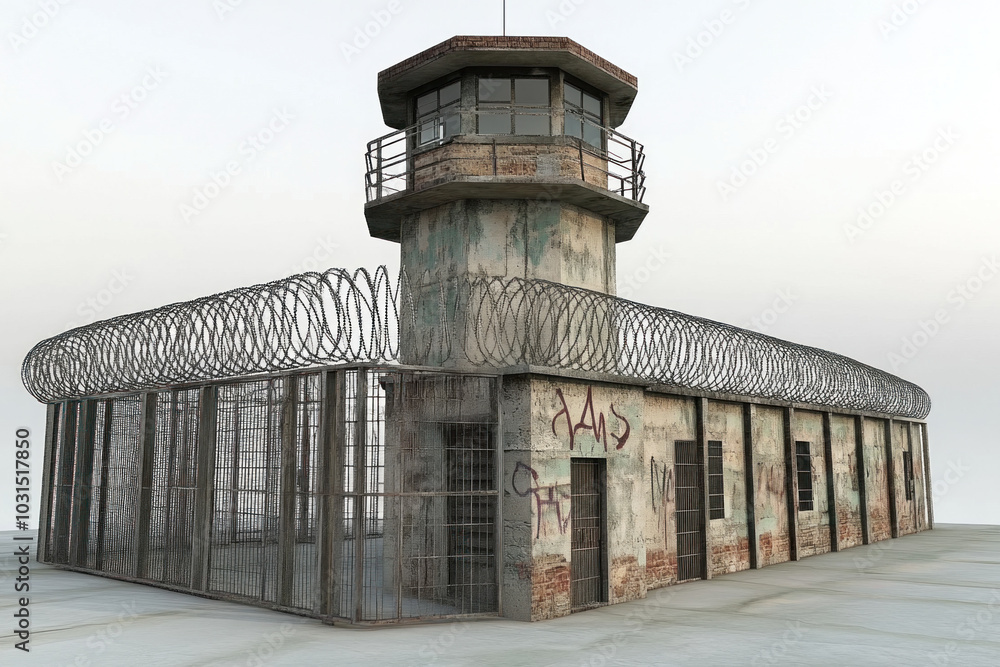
[675,440,705,581]
[570,459,606,608]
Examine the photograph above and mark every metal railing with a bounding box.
[364,107,647,204]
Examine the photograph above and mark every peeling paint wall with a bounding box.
[829,414,864,549]
[864,418,892,543]
[753,406,791,567]
[401,199,615,295]
[706,401,750,576]
[793,411,832,558]
[502,377,929,622]
[641,395,695,589]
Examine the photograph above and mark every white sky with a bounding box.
[1,0,998,527]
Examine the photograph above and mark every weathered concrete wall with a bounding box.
[863,418,892,543]
[752,406,791,567]
[503,375,929,622]
[503,375,643,621]
[401,199,615,295]
[705,401,750,576]
[641,395,695,590]
[829,414,864,549]
[793,411,832,558]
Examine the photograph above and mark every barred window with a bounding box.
[796,441,814,511]
[708,440,724,520]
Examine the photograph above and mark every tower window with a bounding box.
[416,80,461,146]
[796,441,814,511]
[564,83,603,148]
[708,440,724,520]
[478,77,551,136]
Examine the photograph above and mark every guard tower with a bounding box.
[365,36,651,621]
[365,36,648,366]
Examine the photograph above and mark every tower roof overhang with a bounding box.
[377,35,639,129]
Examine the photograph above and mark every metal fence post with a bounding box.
[742,402,759,569]
[783,407,800,561]
[70,399,97,567]
[191,385,218,591]
[36,403,60,563]
[134,392,158,579]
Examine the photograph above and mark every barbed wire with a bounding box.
[21,267,931,418]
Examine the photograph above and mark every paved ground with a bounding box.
[2,525,999,666]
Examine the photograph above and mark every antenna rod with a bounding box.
[503,0,506,36]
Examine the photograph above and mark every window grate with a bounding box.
[796,441,814,511]
[708,440,725,520]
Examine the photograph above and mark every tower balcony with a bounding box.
[364,106,648,243]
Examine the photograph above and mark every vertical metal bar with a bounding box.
[95,399,114,571]
[921,423,934,530]
[742,403,759,569]
[37,403,60,564]
[53,401,78,564]
[353,369,368,623]
[783,407,800,561]
[695,397,711,580]
[631,139,638,200]
[191,385,218,591]
[884,419,900,539]
[823,412,839,552]
[494,376,504,616]
[855,415,871,545]
[329,371,348,617]
[492,139,498,176]
[316,372,336,617]
[579,141,586,182]
[277,376,299,607]
[70,400,97,567]
[376,139,383,201]
[162,389,180,580]
[229,396,241,544]
[134,392,158,578]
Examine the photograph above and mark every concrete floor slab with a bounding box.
[3,525,999,666]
